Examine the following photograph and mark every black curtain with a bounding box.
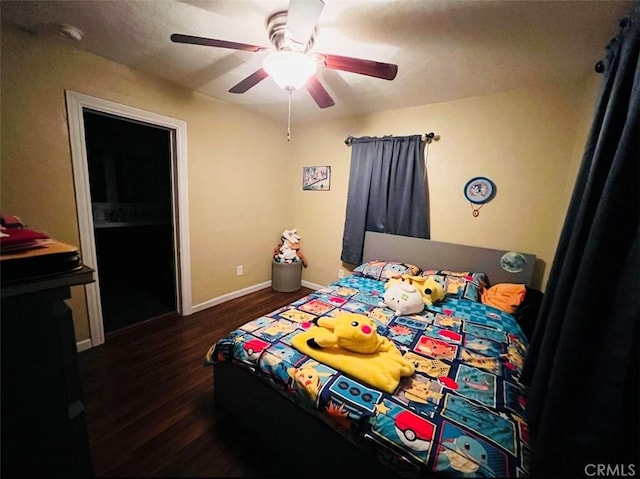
[340,135,429,265]
[521,6,639,477]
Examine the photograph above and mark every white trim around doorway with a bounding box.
[65,91,192,348]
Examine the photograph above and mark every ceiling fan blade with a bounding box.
[171,33,265,52]
[319,53,398,80]
[287,0,325,47]
[228,68,269,94]
[306,76,334,108]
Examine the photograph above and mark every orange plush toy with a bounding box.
[480,283,526,313]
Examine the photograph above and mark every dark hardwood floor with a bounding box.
[78,286,314,477]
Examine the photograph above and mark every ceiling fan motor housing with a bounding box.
[267,11,315,52]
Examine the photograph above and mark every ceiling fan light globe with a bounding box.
[263,51,317,91]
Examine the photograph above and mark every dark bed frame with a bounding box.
[213,233,536,477]
[214,361,395,478]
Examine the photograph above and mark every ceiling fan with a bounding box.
[170,0,398,109]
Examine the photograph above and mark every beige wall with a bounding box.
[1,25,599,344]
[1,27,291,341]
[288,77,599,290]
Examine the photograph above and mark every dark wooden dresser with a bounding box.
[1,266,95,478]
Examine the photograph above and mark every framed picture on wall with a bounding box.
[302,166,331,191]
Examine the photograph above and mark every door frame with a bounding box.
[66,91,192,348]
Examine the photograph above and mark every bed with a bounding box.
[208,232,537,478]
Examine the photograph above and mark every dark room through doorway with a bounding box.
[83,110,177,334]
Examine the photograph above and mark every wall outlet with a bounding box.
[236,265,243,276]
[338,269,344,279]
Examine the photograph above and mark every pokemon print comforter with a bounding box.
[208,275,531,477]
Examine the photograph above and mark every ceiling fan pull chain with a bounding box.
[287,90,292,142]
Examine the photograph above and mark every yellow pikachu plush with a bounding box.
[386,274,445,306]
[311,313,393,354]
[291,312,415,393]
[413,275,446,305]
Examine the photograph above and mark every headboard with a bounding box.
[362,232,536,286]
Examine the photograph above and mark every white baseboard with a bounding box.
[192,281,272,313]
[192,279,324,314]
[76,338,93,352]
[301,280,324,290]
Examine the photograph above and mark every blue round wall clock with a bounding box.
[464,177,496,204]
[464,177,496,216]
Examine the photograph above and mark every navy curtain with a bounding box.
[341,135,429,264]
[521,6,639,477]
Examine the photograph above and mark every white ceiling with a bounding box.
[1,0,633,124]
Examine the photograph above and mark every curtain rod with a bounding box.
[344,132,440,145]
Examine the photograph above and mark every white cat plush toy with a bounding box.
[380,282,425,316]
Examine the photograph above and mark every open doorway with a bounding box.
[84,111,176,333]
[66,91,192,349]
